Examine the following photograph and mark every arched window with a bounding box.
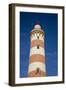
[35,68,40,74]
[37,45,39,49]
[37,36,39,39]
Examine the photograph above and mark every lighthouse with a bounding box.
[28,24,46,77]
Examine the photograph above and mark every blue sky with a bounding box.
[20,12,58,78]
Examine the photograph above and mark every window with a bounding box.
[37,45,39,49]
[37,36,39,39]
[35,68,40,74]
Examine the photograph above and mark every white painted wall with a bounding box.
[30,46,45,56]
[28,62,46,73]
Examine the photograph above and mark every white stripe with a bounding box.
[31,34,44,42]
[28,62,46,73]
[30,46,45,56]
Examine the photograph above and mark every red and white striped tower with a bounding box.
[28,24,46,77]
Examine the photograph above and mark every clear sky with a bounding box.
[20,12,58,78]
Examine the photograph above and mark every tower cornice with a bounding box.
[30,29,44,36]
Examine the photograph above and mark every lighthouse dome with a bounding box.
[31,24,44,34]
[34,24,41,29]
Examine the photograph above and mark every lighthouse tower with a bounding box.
[28,24,46,77]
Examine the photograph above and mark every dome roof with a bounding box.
[30,24,44,35]
[34,24,41,29]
